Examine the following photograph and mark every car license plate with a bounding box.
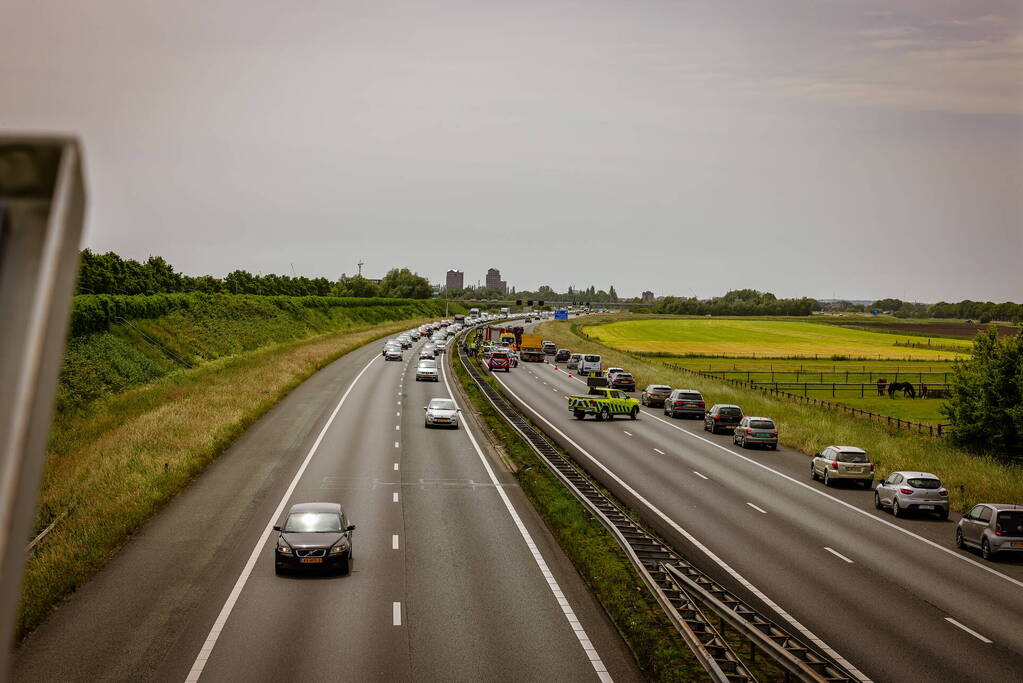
[435,418,449,423]
[918,505,934,510]
[300,558,323,564]
[1011,542,1023,548]
[847,467,863,473]
[756,433,772,437]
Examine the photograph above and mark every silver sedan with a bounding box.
[424,398,460,428]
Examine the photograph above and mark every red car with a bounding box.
[488,351,512,372]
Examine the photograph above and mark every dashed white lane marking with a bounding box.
[440,358,613,681]
[653,448,665,455]
[393,492,399,503]
[393,463,399,471]
[623,431,632,437]
[396,411,400,417]
[945,618,992,643]
[393,602,402,626]
[747,502,768,514]
[825,547,854,563]
[397,400,401,405]
[392,534,400,550]
[184,354,380,683]
[491,371,863,682]
[692,471,709,480]
[394,441,399,448]
[395,425,400,431]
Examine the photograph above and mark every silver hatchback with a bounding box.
[874,471,949,519]
[956,504,1023,560]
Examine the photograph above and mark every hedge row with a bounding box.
[69,294,446,337]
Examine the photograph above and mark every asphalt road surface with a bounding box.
[488,321,1023,682]
[14,329,640,682]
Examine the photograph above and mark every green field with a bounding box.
[584,318,970,360]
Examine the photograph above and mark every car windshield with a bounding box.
[679,392,702,400]
[651,386,671,392]
[418,360,437,368]
[837,451,868,463]
[617,374,633,380]
[718,407,741,416]
[584,355,600,362]
[284,511,341,532]
[996,511,1023,533]
[906,478,941,489]
[750,420,775,429]
[430,399,456,410]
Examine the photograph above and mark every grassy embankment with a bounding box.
[20,295,457,638]
[536,318,1023,512]
[453,351,788,682]
[585,317,965,425]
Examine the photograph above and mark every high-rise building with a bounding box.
[445,269,464,291]
[500,280,507,294]
[486,268,502,291]
[641,290,655,302]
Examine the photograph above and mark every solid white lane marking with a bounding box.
[185,353,380,683]
[393,492,399,503]
[945,617,992,643]
[653,448,665,455]
[550,364,1023,593]
[491,372,866,682]
[393,463,399,471]
[825,547,854,563]
[392,534,400,550]
[623,431,632,437]
[692,470,708,480]
[393,602,402,626]
[441,358,613,682]
[747,502,768,514]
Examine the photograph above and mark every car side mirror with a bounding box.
[273,525,282,532]
[346,524,356,532]
[423,406,428,410]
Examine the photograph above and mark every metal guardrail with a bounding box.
[454,336,856,683]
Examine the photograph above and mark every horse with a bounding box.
[887,381,916,399]
[876,377,888,396]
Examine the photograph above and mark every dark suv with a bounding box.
[664,390,706,419]
[609,372,636,391]
[554,348,571,362]
[704,404,743,433]
[641,384,672,407]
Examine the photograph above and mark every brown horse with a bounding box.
[876,377,888,396]
[887,381,916,399]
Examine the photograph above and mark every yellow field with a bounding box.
[583,318,969,360]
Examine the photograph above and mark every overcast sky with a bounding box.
[4,0,1021,301]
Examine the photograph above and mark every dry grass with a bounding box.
[538,320,1023,512]
[19,318,428,638]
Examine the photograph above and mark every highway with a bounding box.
[13,327,640,682]
[484,320,1023,682]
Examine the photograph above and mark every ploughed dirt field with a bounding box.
[830,321,1018,338]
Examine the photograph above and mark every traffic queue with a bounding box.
[475,320,1023,562]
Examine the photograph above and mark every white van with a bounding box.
[577,354,602,375]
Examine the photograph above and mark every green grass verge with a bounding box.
[582,317,969,360]
[20,316,434,639]
[536,320,1023,512]
[451,351,713,682]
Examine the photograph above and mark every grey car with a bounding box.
[704,404,743,433]
[415,359,439,382]
[641,384,672,408]
[874,471,949,519]
[811,446,874,488]
[733,416,778,449]
[566,353,582,371]
[664,389,706,419]
[384,345,402,361]
[956,504,1023,560]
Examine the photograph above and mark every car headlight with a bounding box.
[277,543,292,554]
[330,543,349,555]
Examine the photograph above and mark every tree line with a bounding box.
[654,289,819,316]
[76,250,433,299]
[831,298,1023,323]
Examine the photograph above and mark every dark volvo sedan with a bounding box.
[274,502,356,575]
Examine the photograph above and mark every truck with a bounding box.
[500,306,510,317]
[454,313,466,324]
[567,387,640,421]
[469,307,480,318]
[520,333,544,362]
